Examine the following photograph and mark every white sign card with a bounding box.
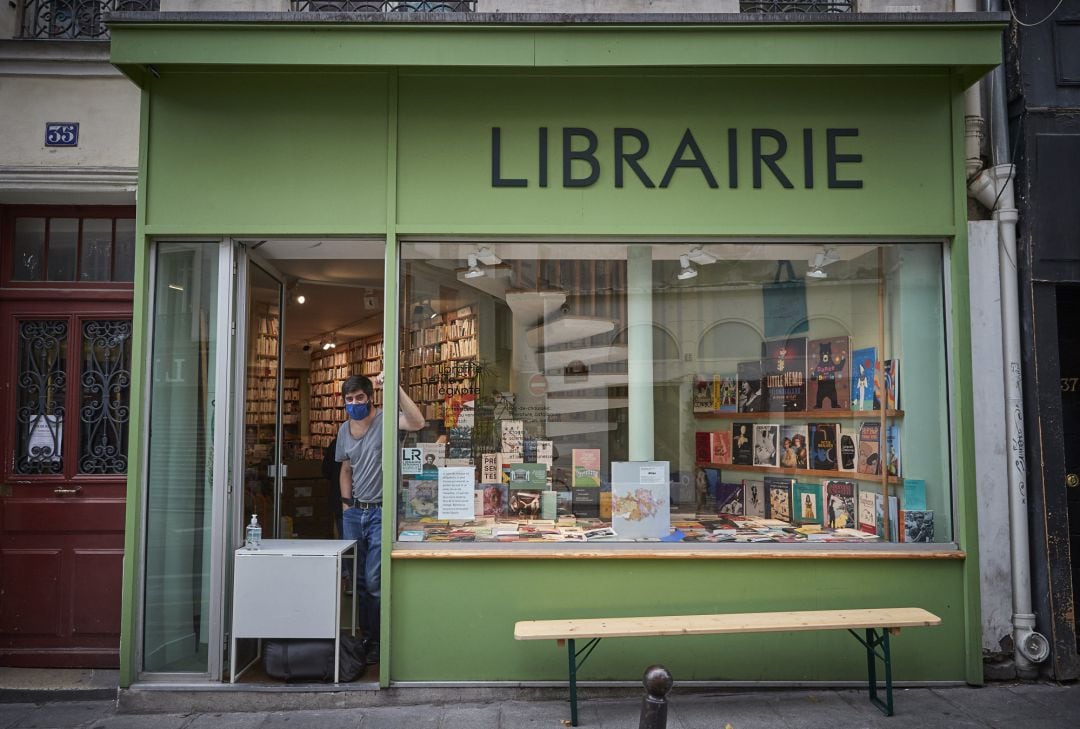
[27,415,61,461]
[639,465,664,485]
[401,447,422,475]
[437,466,476,521]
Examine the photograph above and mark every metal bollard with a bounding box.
[637,664,673,729]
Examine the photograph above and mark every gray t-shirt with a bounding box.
[335,410,384,504]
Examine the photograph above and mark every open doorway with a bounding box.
[229,238,386,687]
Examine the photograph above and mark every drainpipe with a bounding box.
[967,0,1051,677]
[957,0,985,179]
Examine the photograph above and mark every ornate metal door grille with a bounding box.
[79,320,132,475]
[15,320,67,475]
[19,0,160,40]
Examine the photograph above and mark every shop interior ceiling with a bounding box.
[250,239,885,351]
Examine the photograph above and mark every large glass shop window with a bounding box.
[396,242,951,547]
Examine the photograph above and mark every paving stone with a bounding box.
[498,700,602,729]
[87,713,189,729]
[436,704,499,729]
[1003,683,1080,719]
[929,685,1058,727]
[354,706,439,729]
[256,709,362,729]
[11,702,114,729]
[184,712,267,729]
[0,706,35,729]
[671,693,785,729]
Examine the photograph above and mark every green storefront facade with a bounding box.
[109,13,1004,690]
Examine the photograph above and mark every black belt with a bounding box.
[348,499,380,509]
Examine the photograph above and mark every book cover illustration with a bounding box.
[714,375,738,412]
[714,480,745,516]
[418,442,446,480]
[506,462,548,489]
[903,509,935,543]
[762,336,807,412]
[742,479,766,517]
[694,432,713,464]
[857,490,878,535]
[839,430,856,472]
[731,423,754,465]
[501,419,524,454]
[792,482,823,526]
[693,374,714,414]
[857,421,882,475]
[508,489,542,519]
[752,423,781,468]
[779,424,808,469]
[736,360,768,413]
[809,422,839,471]
[611,461,671,539]
[764,476,794,522]
[711,430,732,465]
[572,448,602,488]
[444,392,475,429]
[807,336,850,409]
[851,347,880,411]
[448,426,472,460]
[825,479,857,529]
[405,481,438,520]
[883,358,900,411]
[885,424,901,478]
[482,484,508,516]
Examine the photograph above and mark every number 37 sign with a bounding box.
[45,122,79,147]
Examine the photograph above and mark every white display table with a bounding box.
[230,539,357,683]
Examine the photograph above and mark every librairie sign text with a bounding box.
[491,127,863,190]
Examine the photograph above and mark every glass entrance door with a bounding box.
[238,251,286,541]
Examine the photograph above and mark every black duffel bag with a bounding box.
[262,634,366,682]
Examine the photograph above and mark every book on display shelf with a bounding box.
[736,360,768,413]
[903,509,935,543]
[885,424,901,478]
[857,421,882,476]
[764,476,794,523]
[883,358,900,411]
[762,336,807,412]
[536,440,554,467]
[480,452,502,484]
[508,489,542,519]
[807,336,850,410]
[481,484,508,517]
[742,479,766,517]
[809,422,840,471]
[792,482,823,526]
[714,480,745,516]
[857,490,878,535]
[752,423,781,468]
[839,429,857,472]
[851,346,881,411]
[824,479,858,530]
[572,448,602,488]
[779,424,809,469]
[501,420,524,455]
[731,423,754,465]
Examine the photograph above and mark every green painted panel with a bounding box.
[145,73,388,233]
[397,73,955,235]
[391,558,968,681]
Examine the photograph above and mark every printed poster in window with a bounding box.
[27,414,62,462]
[444,393,475,429]
[611,461,670,539]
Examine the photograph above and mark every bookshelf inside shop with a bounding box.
[405,306,478,423]
[309,335,384,449]
[245,311,279,449]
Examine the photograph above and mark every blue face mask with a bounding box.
[345,402,370,421]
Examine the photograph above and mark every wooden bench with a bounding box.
[514,607,941,726]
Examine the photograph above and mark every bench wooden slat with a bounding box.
[514,607,940,640]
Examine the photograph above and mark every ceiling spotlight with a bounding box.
[322,333,337,350]
[686,246,718,265]
[295,293,306,304]
[475,247,502,266]
[808,246,840,271]
[806,267,828,280]
[676,254,698,281]
[462,254,484,279]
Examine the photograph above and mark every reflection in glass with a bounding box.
[243,264,282,539]
[79,320,132,474]
[80,220,113,281]
[114,219,136,282]
[398,242,951,546]
[47,218,78,281]
[143,243,219,674]
[12,218,45,281]
[15,320,67,474]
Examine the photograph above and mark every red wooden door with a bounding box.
[0,300,131,667]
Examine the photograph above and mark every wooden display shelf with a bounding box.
[697,462,890,483]
[694,409,904,420]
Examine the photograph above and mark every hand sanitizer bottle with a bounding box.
[245,513,262,550]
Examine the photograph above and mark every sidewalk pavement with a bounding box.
[0,682,1078,729]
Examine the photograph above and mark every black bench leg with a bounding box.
[566,637,602,727]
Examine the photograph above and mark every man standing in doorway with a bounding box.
[337,373,425,666]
